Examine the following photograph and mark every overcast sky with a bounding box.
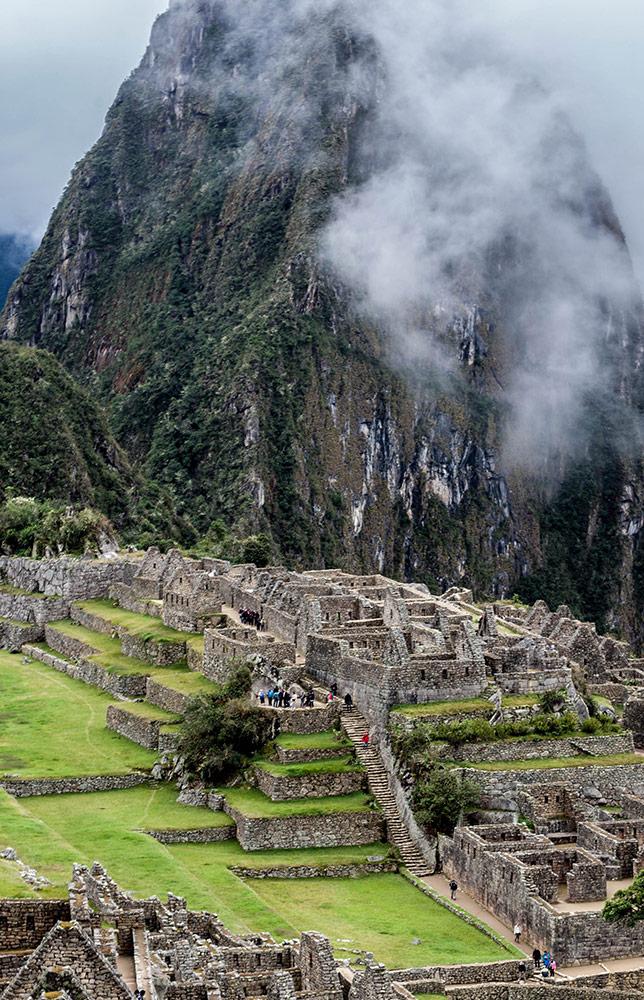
[1,0,643,286]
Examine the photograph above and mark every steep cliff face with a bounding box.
[1,0,642,644]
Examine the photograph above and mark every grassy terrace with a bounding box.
[255,758,362,777]
[0,584,50,599]
[0,784,510,967]
[0,651,156,777]
[115,701,180,724]
[73,599,196,644]
[275,730,352,751]
[248,874,517,967]
[392,695,540,718]
[38,627,215,696]
[222,787,374,817]
[464,752,644,771]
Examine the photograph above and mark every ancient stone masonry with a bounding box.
[224,803,385,851]
[0,865,355,1000]
[0,555,136,600]
[440,822,644,965]
[252,764,365,801]
[4,550,644,988]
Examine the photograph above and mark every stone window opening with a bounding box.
[442,669,448,680]
[25,915,35,931]
[0,915,7,931]
[420,669,426,681]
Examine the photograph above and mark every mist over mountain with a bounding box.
[1,0,642,645]
[0,233,32,308]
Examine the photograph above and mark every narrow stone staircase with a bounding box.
[341,709,432,877]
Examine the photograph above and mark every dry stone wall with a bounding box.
[146,677,191,714]
[31,637,148,698]
[436,734,634,764]
[0,620,42,651]
[461,762,644,812]
[0,773,150,797]
[224,804,384,851]
[0,555,134,600]
[252,766,365,801]
[229,860,397,879]
[0,899,70,950]
[145,826,235,844]
[106,705,177,751]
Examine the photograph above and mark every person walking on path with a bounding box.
[344,693,353,711]
[549,958,557,978]
[361,732,370,746]
[449,879,458,901]
[258,689,265,705]
[513,922,522,943]
[532,947,541,969]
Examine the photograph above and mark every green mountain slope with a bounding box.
[0,2,641,644]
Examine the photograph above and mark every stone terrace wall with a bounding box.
[0,899,70,950]
[275,744,351,763]
[0,773,150,797]
[461,762,644,811]
[0,555,135,599]
[33,636,148,698]
[446,987,644,1000]
[437,734,634,764]
[230,860,398,878]
[253,766,365,801]
[391,961,525,988]
[146,677,190,715]
[0,590,69,624]
[274,705,339,734]
[71,605,187,665]
[109,581,163,617]
[225,805,384,850]
[106,705,176,751]
[0,620,42,651]
[145,826,235,844]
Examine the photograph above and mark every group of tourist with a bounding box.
[258,688,293,708]
[532,948,558,978]
[239,607,265,630]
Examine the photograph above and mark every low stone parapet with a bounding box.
[275,744,351,764]
[0,619,43,651]
[230,859,397,878]
[146,677,190,715]
[436,733,634,764]
[145,826,235,844]
[0,773,150,797]
[252,764,365,801]
[106,705,178,751]
[224,804,384,851]
[44,623,95,660]
[26,642,147,698]
[273,705,340,735]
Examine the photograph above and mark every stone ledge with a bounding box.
[0,773,150,798]
[230,860,398,878]
[144,826,235,843]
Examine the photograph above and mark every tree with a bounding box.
[179,666,274,784]
[412,767,480,836]
[603,873,644,927]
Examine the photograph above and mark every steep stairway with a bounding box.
[340,709,432,877]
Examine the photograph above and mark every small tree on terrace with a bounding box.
[603,872,644,927]
[412,767,480,836]
[180,666,274,784]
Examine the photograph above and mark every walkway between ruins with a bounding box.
[424,874,644,981]
[423,873,531,957]
[341,709,432,878]
[221,604,306,665]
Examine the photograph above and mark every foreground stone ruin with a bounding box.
[2,548,644,996]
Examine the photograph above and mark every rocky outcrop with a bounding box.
[1,1,641,647]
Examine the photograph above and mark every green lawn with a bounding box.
[465,753,644,771]
[255,758,362,778]
[0,785,507,967]
[36,631,215,696]
[275,730,352,751]
[392,695,540,718]
[222,787,374,817]
[0,652,156,777]
[248,873,515,967]
[73,599,195,643]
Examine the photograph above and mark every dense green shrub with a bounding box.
[412,768,480,835]
[0,496,112,557]
[179,666,274,784]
